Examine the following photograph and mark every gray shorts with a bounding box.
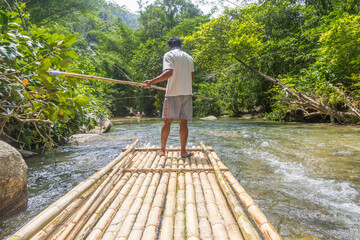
[162,95,193,121]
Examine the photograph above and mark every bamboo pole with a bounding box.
[102,172,147,239]
[68,155,134,239]
[190,151,213,240]
[174,152,186,240]
[78,152,148,239]
[76,155,139,239]
[142,151,173,240]
[123,148,214,152]
[184,157,200,240]
[127,153,166,240]
[49,151,138,240]
[211,152,283,240]
[84,151,147,240]
[95,151,153,239]
[8,140,139,240]
[49,71,213,101]
[29,177,102,240]
[159,152,178,240]
[122,167,229,172]
[200,143,261,240]
[114,151,158,239]
[196,148,244,240]
[52,151,137,240]
[197,154,229,240]
[75,152,146,239]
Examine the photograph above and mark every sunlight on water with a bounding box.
[1,118,359,240]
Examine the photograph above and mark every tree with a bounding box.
[0,0,103,25]
[138,0,203,40]
[0,6,97,151]
[186,1,360,122]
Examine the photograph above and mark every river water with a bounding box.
[1,118,359,239]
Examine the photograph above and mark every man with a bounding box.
[143,36,194,158]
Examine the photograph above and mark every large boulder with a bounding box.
[0,141,28,218]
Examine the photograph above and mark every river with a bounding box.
[1,118,359,239]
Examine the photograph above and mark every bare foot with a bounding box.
[157,150,165,156]
[181,152,193,158]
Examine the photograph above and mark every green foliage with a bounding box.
[316,14,360,89]
[268,12,360,117]
[0,0,103,25]
[138,0,203,41]
[287,0,360,15]
[0,7,96,151]
[185,5,268,116]
[2,0,360,153]
[186,1,360,121]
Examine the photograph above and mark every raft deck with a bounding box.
[9,140,282,240]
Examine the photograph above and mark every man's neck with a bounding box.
[170,47,181,51]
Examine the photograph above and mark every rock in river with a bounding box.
[0,140,28,218]
[200,115,218,121]
[67,133,106,145]
[89,116,112,133]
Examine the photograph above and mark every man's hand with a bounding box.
[143,80,152,88]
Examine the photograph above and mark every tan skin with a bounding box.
[143,46,194,158]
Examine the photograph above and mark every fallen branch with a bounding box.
[0,114,54,125]
[233,56,360,123]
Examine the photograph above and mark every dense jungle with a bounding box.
[1,0,360,152]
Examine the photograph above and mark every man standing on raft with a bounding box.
[143,36,194,158]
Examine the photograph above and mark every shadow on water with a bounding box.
[1,118,359,240]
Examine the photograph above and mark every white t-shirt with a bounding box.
[163,48,194,96]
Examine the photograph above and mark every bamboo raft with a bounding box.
[8,140,282,240]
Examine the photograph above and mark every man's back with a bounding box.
[163,48,194,96]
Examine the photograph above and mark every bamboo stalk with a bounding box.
[196,147,244,240]
[49,71,213,101]
[184,157,200,239]
[8,140,139,240]
[210,152,282,240]
[205,166,244,239]
[159,152,178,240]
[190,151,213,240]
[29,177,101,240]
[83,153,150,240]
[52,152,136,240]
[114,151,158,239]
[95,151,153,239]
[197,155,229,240]
[200,143,261,240]
[73,152,143,240]
[84,151,147,240]
[174,152,186,240]
[142,151,173,240]
[102,172,147,239]
[122,167,229,172]
[50,151,137,240]
[127,153,166,240]
[123,148,214,152]
[74,175,129,238]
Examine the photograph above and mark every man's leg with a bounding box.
[159,118,173,156]
[179,118,190,157]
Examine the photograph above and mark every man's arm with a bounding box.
[143,69,173,88]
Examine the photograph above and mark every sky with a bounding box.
[108,0,237,16]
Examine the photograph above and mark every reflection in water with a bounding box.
[0,118,359,240]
